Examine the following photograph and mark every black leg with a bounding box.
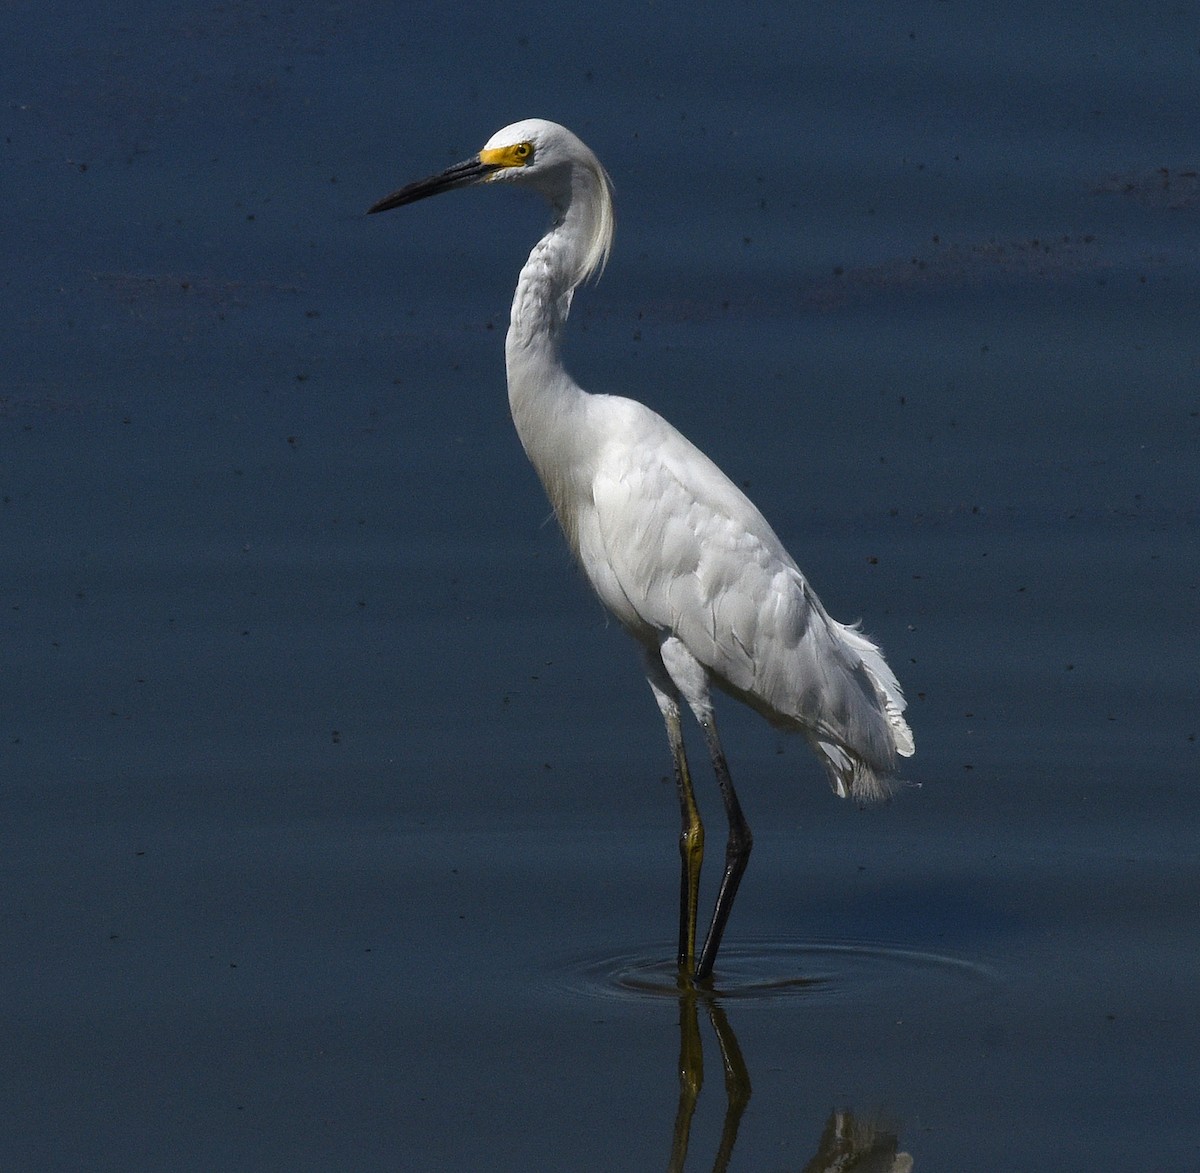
[695,717,752,982]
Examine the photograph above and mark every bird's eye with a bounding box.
[513,142,533,162]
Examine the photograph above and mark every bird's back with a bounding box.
[572,394,912,801]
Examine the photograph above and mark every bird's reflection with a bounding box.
[799,1110,913,1173]
[667,980,911,1172]
[668,978,750,1172]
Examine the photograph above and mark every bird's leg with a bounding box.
[695,715,753,982]
[666,704,705,972]
[647,671,705,973]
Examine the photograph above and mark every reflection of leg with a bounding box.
[646,661,704,973]
[668,989,752,1173]
[695,714,753,982]
[707,999,751,1173]
[668,986,703,1173]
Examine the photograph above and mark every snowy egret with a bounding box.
[368,119,914,981]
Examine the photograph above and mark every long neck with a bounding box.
[506,223,577,369]
[506,182,604,443]
[505,183,601,373]
[504,178,610,549]
[505,159,612,416]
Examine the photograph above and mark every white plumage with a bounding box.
[369,118,914,981]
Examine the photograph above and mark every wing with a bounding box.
[583,397,908,782]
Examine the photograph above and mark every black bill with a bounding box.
[367,156,499,214]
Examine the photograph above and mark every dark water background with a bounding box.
[3,2,1198,1168]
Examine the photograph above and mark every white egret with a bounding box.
[368,119,914,981]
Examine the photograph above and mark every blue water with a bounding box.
[4,2,1198,1168]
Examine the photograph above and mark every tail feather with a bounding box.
[813,623,915,804]
[837,621,915,758]
[812,737,897,804]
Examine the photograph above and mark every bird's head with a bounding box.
[369,119,599,212]
[368,118,614,281]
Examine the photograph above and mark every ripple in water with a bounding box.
[553,938,1000,1006]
